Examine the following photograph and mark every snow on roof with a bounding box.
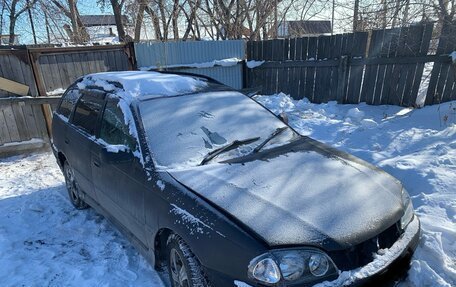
[78,71,209,99]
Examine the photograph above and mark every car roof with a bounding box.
[76,71,230,101]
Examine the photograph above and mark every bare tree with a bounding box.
[50,0,89,43]
[3,0,38,44]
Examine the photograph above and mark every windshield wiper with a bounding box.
[199,137,260,166]
[251,127,288,154]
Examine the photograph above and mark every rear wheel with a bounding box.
[167,234,210,287]
[63,161,88,210]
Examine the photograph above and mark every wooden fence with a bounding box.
[246,23,456,107]
[0,44,135,152]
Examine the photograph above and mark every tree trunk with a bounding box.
[110,0,126,42]
[145,6,163,40]
[134,0,146,41]
[8,14,16,44]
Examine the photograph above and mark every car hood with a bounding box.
[167,138,404,250]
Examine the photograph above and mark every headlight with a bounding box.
[248,249,338,285]
[248,257,281,284]
[400,188,414,230]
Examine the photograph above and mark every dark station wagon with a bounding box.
[51,71,420,287]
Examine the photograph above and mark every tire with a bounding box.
[63,161,89,210]
[167,234,211,287]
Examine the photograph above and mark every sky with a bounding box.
[7,0,347,45]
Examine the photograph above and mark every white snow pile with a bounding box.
[0,153,164,287]
[255,93,456,287]
[78,71,208,98]
[246,60,265,69]
[46,88,66,96]
[140,57,241,70]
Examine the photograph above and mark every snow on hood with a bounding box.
[168,141,404,249]
[79,71,208,98]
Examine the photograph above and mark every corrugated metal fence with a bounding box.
[134,40,245,89]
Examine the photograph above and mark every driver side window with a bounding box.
[99,100,137,151]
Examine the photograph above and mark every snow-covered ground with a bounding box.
[0,94,455,286]
[0,154,164,287]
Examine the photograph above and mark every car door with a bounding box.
[65,89,105,201]
[91,97,148,246]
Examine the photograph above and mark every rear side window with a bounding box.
[72,91,105,135]
[99,100,136,150]
[57,88,81,118]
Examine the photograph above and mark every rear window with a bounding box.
[72,91,105,135]
[57,88,81,118]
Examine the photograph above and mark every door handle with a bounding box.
[93,160,100,167]
[64,138,69,144]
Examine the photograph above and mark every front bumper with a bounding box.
[204,216,420,287]
[313,215,420,287]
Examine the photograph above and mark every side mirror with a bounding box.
[101,146,133,164]
[278,112,289,124]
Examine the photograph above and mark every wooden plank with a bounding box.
[329,34,342,102]
[288,38,298,98]
[0,107,11,144]
[262,40,274,94]
[346,32,368,104]
[381,28,401,105]
[49,54,65,92]
[38,55,55,92]
[21,104,40,139]
[0,76,30,96]
[401,25,425,106]
[56,54,71,88]
[70,53,84,79]
[388,27,409,105]
[79,52,91,75]
[296,37,308,100]
[317,36,332,102]
[440,23,456,103]
[410,24,433,105]
[2,104,20,142]
[0,96,61,105]
[362,29,384,104]
[271,39,283,93]
[11,103,30,141]
[305,37,318,101]
[7,54,26,86]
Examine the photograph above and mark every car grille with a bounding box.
[329,222,403,271]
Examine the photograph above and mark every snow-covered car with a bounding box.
[51,71,420,287]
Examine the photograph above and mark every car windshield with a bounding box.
[140,91,298,170]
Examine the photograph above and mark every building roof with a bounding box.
[80,15,128,27]
[283,20,332,35]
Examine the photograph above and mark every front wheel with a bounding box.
[63,161,88,210]
[167,234,211,287]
